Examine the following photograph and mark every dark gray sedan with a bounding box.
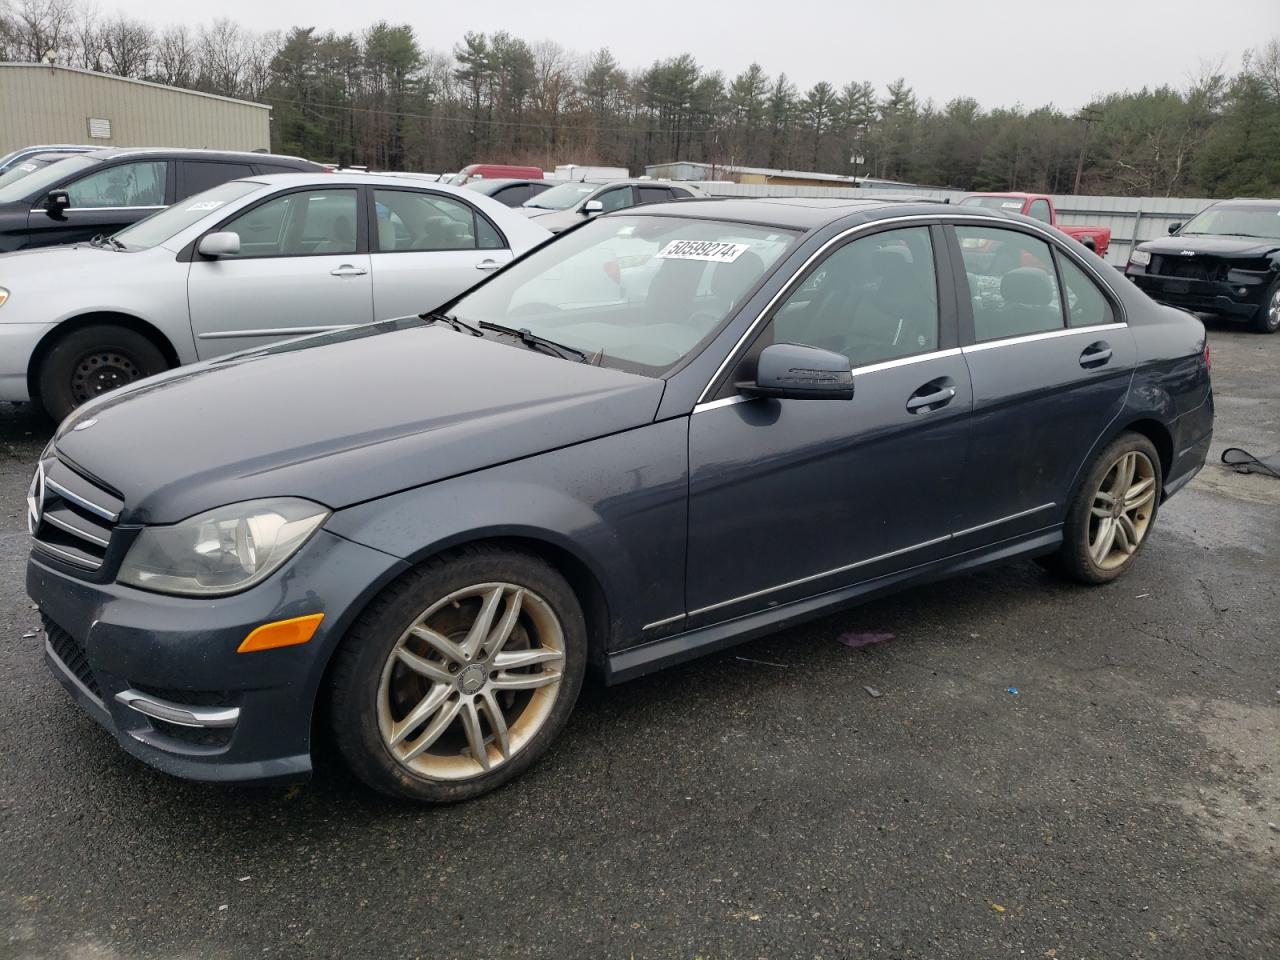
[26,198,1213,802]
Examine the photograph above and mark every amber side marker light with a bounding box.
[238,613,325,653]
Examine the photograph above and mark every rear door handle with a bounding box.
[1080,340,1112,368]
[906,383,957,413]
[330,264,367,277]
[475,259,502,271]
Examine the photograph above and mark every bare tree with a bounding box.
[154,24,196,87]
[101,15,153,77]
[198,18,250,96]
[6,0,75,63]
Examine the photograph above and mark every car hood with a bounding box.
[53,320,666,523]
[0,242,146,294]
[1139,234,1280,258]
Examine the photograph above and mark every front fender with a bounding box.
[324,418,690,652]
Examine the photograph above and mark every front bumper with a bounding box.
[28,528,408,784]
[1126,269,1267,318]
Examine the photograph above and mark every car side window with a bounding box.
[955,226,1064,342]
[182,161,253,198]
[372,189,502,251]
[493,184,529,206]
[220,189,358,257]
[770,226,939,368]
[64,161,166,208]
[1027,199,1052,223]
[1058,254,1114,327]
[596,187,634,213]
[638,186,671,204]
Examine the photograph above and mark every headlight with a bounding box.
[118,498,329,596]
[0,287,9,308]
[1129,250,1151,267]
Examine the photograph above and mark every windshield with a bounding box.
[0,156,68,191]
[113,179,264,250]
[0,155,96,203]
[1179,204,1280,240]
[451,214,798,376]
[524,181,604,210]
[960,196,1027,213]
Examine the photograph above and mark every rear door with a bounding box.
[947,221,1135,548]
[684,224,972,628]
[187,186,373,358]
[24,159,172,247]
[366,187,512,319]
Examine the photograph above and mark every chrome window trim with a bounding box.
[31,205,165,214]
[953,502,1056,538]
[961,322,1127,354]
[689,534,952,619]
[696,212,1125,405]
[44,477,120,522]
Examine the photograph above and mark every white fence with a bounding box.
[690,182,1215,266]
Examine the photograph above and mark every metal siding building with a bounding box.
[0,63,270,155]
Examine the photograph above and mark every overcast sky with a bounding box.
[102,0,1277,110]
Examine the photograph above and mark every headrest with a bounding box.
[1001,267,1054,307]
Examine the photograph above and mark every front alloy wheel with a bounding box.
[377,582,565,780]
[330,546,586,803]
[1254,281,1280,334]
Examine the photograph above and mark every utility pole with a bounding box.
[1073,107,1102,196]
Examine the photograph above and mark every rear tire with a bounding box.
[328,545,587,803]
[1051,432,1162,585]
[36,324,169,422]
[1251,279,1280,334]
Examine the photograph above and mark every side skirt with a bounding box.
[604,526,1063,684]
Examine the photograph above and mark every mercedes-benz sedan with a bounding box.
[27,198,1213,803]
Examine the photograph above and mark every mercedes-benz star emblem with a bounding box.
[26,462,45,535]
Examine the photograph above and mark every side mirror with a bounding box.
[197,231,240,258]
[1167,222,1182,235]
[737,343,854,401]
[44,190,70,216]
[582,199,604,215]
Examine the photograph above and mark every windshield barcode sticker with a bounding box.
[186,200,226,212]
[656,240,749,263]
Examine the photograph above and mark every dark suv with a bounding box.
[1125,198,1280,333]
[0,148,326,252]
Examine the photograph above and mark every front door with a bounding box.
[24,159,171,248]
[685,224,972,628]
[367,188,513,319]
[188,187,373,358]
[947,222,1136,546]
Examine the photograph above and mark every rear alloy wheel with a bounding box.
[1052,432,1162,584]
[37,324,169,422]
[329,547,586,802]
[1252,280,1280,334]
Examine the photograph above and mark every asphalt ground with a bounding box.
[0,321,1277,960]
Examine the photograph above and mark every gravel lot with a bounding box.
[1,322,1277,960]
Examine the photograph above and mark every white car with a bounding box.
[0,172,551,419]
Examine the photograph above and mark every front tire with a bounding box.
[1051,432,1162,585]
[36,324,169,422]
[328,545,587,803]
[1251,279,1280,334]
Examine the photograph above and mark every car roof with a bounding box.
[630,196,954,231]
[240,172,502,191]
[1211,198,1280,207]
[78,147,317,165]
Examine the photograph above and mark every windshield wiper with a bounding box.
[88,233,126,250]
[477,321,589,363]
[420,311,482,337]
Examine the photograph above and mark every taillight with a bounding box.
[1203,341,1211,370]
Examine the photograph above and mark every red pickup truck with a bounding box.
[959,193,1111,257]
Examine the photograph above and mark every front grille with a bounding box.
[43,615,103,700]
[29,457,123,575]
[1151,255,1227,282]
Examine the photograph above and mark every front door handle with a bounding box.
[475,259,502,271]
[906,382,957,413]
[1080,341,1112,368]
[330,264,367,277]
